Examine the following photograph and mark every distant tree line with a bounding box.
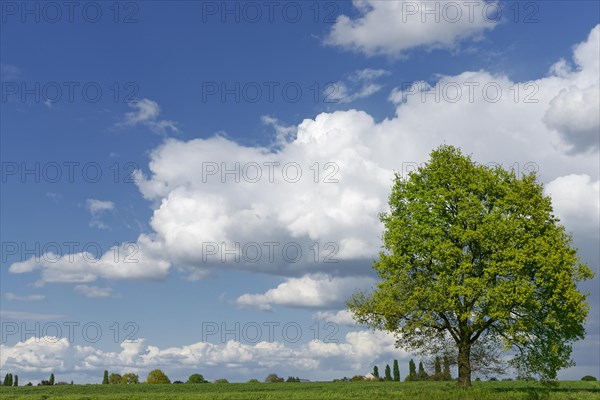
[370,359,401,382]
[405,357,452,381]
[2,367,596,386]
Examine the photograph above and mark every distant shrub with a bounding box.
[351,375,366,382]
[173,381,184,384]
[214,379,229,384]
[186,374,208,384]
[108,373,122,385]
[146,369,171,384]
[581,375,598,381]
[247,379,260,384]
[121,373,139,384]
[265,374,284,383]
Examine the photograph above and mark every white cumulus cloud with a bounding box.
[313,310,357,326]
[545,174,600,235]
[324,0,496,57]
[10,26,600,290]
[236,274,377,310]
[0,330,406,382]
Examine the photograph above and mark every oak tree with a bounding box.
[348,145,593,386]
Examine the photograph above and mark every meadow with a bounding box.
[0,381,598,400]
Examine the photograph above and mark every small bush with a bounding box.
[265,374,284,383]
[214,379,229,384]
[146,369,171,384]
[581,375,598,381]
[121,373,139,384]
[187,374,208,384]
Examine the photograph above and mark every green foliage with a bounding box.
[3,374,12,386]
[347,145,594,386]
[373,365,379,379]
[186,374,208,384]
[434,357,442,380]
[247,379,260,384]
[121,373,139,384]
[406,359,418,381]
[581,375,597,381]
[393,359,400,381]
[265,374,284,383]
[286,377,301,382]
[214,379,229,384]
[418,362,428,380]
[443,355,451,381]
[109,373,122,385]
[13,375,18,387]
[351,375,365,382]
[384,365,392,381]
[102,370,109,385]
[49,373,55,386]
[146,369,171,384]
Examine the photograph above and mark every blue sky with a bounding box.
[1,0,599,384]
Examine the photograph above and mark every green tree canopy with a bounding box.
[407,359,417,381]
[384,364,392,381]
[418,361,428,380]
[146,369,171,384]
[443,355,451,381]
[434,356,442,379]
[120,373,139,384]
[102,370,109,385]
[264,373,284,383]
[186,374,208,384]
[393,359,400,381]
[108,373,122,385]
[348,145,594,386]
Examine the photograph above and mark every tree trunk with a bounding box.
[457,340,472,387]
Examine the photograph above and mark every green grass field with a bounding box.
[0,381,598,400]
